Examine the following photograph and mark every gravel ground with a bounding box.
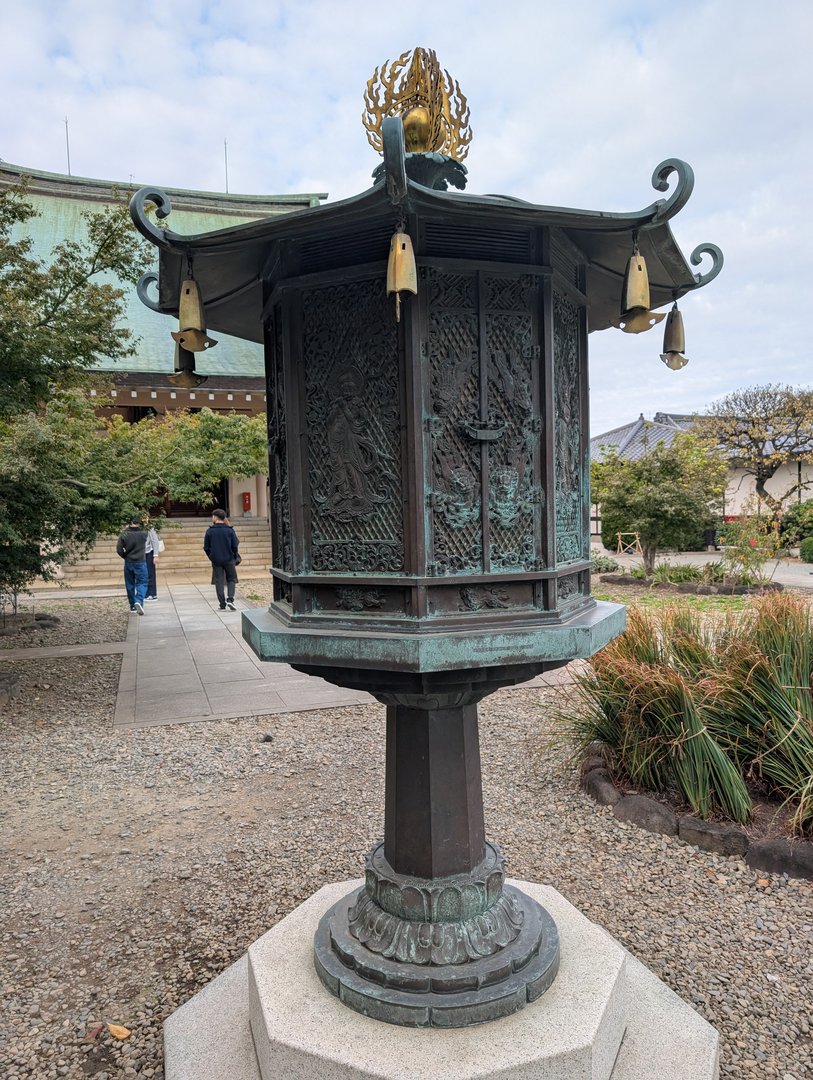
[1,651,812,1080]
[0,598,129,650]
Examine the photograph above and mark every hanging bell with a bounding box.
[613,242,666,334]
[660,303,689,370]
[170,279,218,352]
[168,342,208,388]
[386,231,418,322]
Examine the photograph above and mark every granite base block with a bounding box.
[164,880,719,1080]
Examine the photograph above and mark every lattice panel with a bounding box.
[268,315,292,571]
[485,311,537,571]
[302,279,404,573]
[426,268,483,575]
[484,275,531,313]
[553,289,584,564]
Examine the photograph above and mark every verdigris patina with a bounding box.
[131,46,722,1029]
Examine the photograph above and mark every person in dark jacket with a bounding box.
[116,516,149,615]
[203,508,240,610]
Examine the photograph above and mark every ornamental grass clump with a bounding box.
[569,593,813,834]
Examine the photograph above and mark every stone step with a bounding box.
[60,520,273,581]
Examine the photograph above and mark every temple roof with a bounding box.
[130,125,722,345]
[591,412,695,462]
[0,162,326,377]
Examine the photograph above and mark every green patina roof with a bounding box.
[0,163,327,379]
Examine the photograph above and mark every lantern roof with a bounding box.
[131,118,721,345]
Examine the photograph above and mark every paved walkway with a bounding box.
[110,584,375,730]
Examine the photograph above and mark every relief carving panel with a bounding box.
[553,289,585,565]
[303,279,403,573]
[267,314,292,572]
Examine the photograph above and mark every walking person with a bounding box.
[203,508,240,611]
[144,519,162,602]
[116,516,149,615]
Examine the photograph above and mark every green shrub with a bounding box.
[780,499,813,545]
[717,512,780,582]
[590,549,620,573]
[652,560,703,583]
[701,559,727,583]
[800,537,813,563]
[564,592,813,834]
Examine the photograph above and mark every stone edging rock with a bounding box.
[598,574,783,595]
[581,754,813,881]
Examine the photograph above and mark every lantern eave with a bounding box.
[242,600,626,674]
[131,160,720,343]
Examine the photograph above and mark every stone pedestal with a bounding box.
[164,881,720,1080]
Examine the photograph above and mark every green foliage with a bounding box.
[800,537,813,563]
[592,433,726,575]
[652,560,703,583]
[565,593,813,833]
[717,508,780,582]
[592,588,749,613]
[0,185,268,592]
[0,181,149,417]
[0,396,267,589]
[590,549,620,573]
[779,499,813,545]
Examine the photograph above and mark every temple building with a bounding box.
[0,160,325,520]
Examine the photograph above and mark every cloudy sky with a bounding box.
[2,0,811,435]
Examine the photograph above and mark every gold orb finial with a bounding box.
[362,47,472,161]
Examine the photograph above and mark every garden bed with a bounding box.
[599,573,782,595]
[580,749,813,881]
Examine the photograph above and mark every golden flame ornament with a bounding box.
[363,47,472,161]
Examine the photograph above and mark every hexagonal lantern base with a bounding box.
[163,881,720,1080]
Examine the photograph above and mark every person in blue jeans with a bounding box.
[116,516,149,615]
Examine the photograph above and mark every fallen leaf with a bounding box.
[106,1023,131,1040]
[757,878,770,887]
[85,1024,104,1042]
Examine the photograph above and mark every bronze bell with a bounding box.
[614,243,666,334]
[386,231,418,322]
[170,279,218,352]
[168,342,208,388]
[660,303,689,370]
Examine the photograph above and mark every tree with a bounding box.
[0,394,268,591]
[0,181,149,417]
[0,184,269,592]
[592,433,727,575]
[693,384,813,514]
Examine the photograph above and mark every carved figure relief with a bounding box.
[319,365,396,522]
[485,314,538,571]
[303,279,404,573]
[432,449,480,530]
[557,573,581,602]
[335,587,385,612]
[459,586,509,612]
